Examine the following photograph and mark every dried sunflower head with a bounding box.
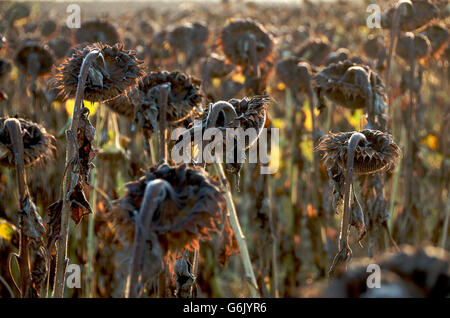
[105,70,202,133]
[41,19,57,38]
[0,117,56,167]
[52,43,144,102]
[315,129,401,175]
[74,19,119,46]
[220,18,273,68]
[14,40,54,78]
[396,32,431,62]
[296,37,332,66]
[4,3,30,26]
[381,0,439,32]
[303,245,449,298]
[201,53,234,79]
[276,57,313,92]
[421,24,449,59]
[168,22,209,52]
[313,60,387,113]
[185,95,269,175]
[48,37,72,59]
[363,35,386,60]
[325,48,350,65]
[109,162,232,257]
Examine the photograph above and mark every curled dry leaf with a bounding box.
[109,162,235,264]
[0,117,56,168]
[315,129,401,175]
[77,107,96,183]
[47,182,92,231]
[74,19,120,46]
[105,70,203,133]
[174,256,196,298]
[51,43,144,102]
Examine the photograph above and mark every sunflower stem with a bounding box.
[330,132,366,274]
[158,84,170,160]
[53,50,102,298]
[5,118,31,297]
[126,179,171,298]
[85,104,106,298]
[213,161,259,298]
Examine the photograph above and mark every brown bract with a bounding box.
[381,0,439,32]
[0,117,56,167]
[14,40,54,77]
[105,70,202,132]
[109,162,235,263]
[52,43,144,102]
[313,60,386,112]
[74,19,119,45]
[315,129,401,175]
[220,18,273,67]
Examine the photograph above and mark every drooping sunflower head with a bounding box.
[363,34,386,60]
[51,43,144,102]
[74,19,120,46]
[315,129,401,175]
[14,40,54,78]
[5,3,30,26]
[219,18,273,68]
[0,117,56,167]
[168,22,209,52]
[296,37,332,66]
[106,70,203,133]
[109,162,232,257]
[396,32,431,62]
[313,60,386,113]
[201,53,234,79]
[421,24,449,60]
[276,56,313,92]
[381,0,439,32]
